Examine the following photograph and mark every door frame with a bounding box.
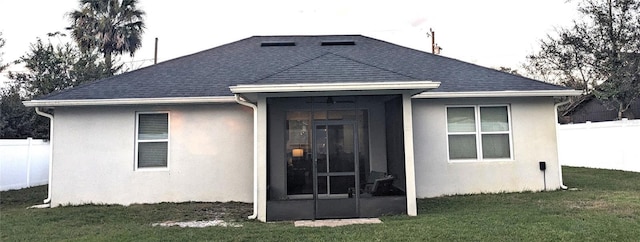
[312,120,360,218]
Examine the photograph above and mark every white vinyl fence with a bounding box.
[0,138,50,191]
[558,119,640,172]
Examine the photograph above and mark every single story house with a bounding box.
[24,35,580,221]
[561,94,639,123]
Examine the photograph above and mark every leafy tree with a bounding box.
[595,54,640,119]
[525,0,640,119]
[497,66,522,76]
[67,0,145,73]
[0,84,49,139]
[10,38,77,98]
[1,35,110,139]
[9,37,110,98]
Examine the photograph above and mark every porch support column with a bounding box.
[402,93,418,216]
[257,96,268,222]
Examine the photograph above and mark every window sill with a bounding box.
[135,167,170,172]
[448,159,514,163]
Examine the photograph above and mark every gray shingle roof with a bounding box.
[37,35,569,100]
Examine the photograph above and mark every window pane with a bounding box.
[448,135,477,159]
[480,107,509,132]
[138,142,168,167]
[447,107,476,132]
[482,134,510,159]
[139,113,168,140]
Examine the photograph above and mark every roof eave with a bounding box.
[22,96,237,107]
[414,90,583,98]
[229,81,441,94]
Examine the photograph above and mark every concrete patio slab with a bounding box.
[294,218,382,227]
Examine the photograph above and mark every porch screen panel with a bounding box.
[286,111,313,195]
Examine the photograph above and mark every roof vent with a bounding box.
[321,40,356,46]
[260,41,296,47]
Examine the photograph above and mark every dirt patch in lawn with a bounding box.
[136,201,253,223]
[153,220,242,228]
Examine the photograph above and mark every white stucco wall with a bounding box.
[412,97,561,197]
[48,96,562,206]
[50,104,253,206]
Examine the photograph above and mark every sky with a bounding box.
[0,0,580,87]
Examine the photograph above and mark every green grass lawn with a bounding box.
[1,167,639,241]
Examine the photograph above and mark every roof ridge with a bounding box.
[254,51,421,83]
[327,52,421,80]
[562,93,592,116]
[252,52,333,83]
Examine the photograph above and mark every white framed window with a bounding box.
[446,105,512,161]
[135,112,169,170]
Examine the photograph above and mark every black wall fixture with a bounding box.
[539,161,546,171]
[539,161,547,190]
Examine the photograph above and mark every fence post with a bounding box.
[26,137,32,187]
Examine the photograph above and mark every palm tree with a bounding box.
[68,0,145,74]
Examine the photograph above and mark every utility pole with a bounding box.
[429,28,442,55]
[430,28,435,54]
[154,37,158,64]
